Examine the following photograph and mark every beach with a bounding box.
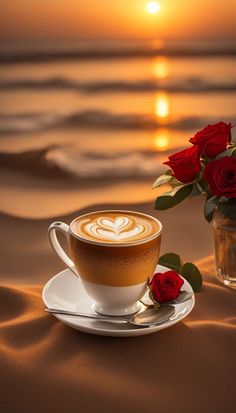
[0,37,236,413]
[1,39,236,285]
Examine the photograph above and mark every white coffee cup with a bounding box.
[48,210,162,315]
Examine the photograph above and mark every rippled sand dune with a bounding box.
[0,252,235,413]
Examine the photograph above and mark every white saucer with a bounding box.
[42,265,195,337]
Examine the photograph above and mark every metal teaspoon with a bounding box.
[45,305,175,328]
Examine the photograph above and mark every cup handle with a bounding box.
[48,221,79,277]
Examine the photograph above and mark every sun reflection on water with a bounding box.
[153,130,170,151]
[155,93,170,118]
[153,57,169,79]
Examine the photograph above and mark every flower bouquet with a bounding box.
[153,122,236,287]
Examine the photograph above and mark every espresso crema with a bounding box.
[71,211,160,244]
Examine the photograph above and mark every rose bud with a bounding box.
[189,122,232,158]
[164,146,201,183]
[149,271,184,303]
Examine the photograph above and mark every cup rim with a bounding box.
[69,209,162,247]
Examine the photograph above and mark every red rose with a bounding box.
[189,122,231,158]
[149,271,184,303]
[164,146,201,183]
[204,157,236,198]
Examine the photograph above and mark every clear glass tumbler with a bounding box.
[213,208,236,288]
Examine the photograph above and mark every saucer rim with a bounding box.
[42,265,195,337]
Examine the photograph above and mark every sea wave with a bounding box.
[1,42,236,63]
[0,146,169,180]
[1,76,236,94]
[0,111,235,134]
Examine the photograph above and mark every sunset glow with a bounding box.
[154,133,170,150]
[153,57,169,79]
[147,1,161,14]
[1,0,236,41]
[155,94,170,118]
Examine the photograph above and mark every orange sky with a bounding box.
[1,0,236,41]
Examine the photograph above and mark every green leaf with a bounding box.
[170,178,189,187]
[155,184,193,210]
[216,146,236,159]
[199,178,209,193]
[219,196,229,203]
[152,173,172,189]
[202,155,213,164]
[158,253,182,272]
[204,195,219,223]
[181,263,202,292]
[165,169,174,176]
[190,184,202,196]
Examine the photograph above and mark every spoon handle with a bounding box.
[45,308,127,323]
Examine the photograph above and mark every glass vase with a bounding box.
[213,207,236,288]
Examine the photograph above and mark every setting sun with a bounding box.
[147,1,161,14]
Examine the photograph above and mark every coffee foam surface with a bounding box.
[71,212,160,244]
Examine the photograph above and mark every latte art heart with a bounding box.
[82,215,152,242]
[72,211,161,244]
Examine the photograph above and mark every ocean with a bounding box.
[0,39,236,184]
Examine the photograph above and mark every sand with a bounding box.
[0,169,213,286]
[1,152,235,413]
[0,147,214,286]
